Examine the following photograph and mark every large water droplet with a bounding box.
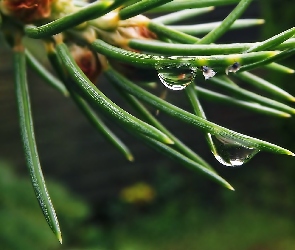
[211,135,260,167]
[156,65,196,90]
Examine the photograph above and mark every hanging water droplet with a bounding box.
[201,66,216,80]
[156,64,197,90]
[211,135,260,167]
[225,62,241,75]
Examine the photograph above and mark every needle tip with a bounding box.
[281,113,291,118]
[164,137,174,145]
[57,233,62,244]
[127,154,134,162]
[228,185,235,191]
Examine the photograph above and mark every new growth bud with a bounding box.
[70,44,101,84]
[0,0,53,23]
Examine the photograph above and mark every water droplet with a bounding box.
[156,65,197,90]
[201,66,216,80]
[211,135,260,167]
[225,62,240,75]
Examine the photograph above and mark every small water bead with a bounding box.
[156,65,197,91]
[211,135,260,167]
[225,62,241,75]
[201,66,216,80]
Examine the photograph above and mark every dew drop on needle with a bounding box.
[156,65,197,91]
[210,135,260,167]
[225,62,241,75]
[201,66,216,80]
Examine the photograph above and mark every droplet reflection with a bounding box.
[156,65,197,90]
[211,135,260,167]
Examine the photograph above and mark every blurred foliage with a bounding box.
[260,0,295,37]
[92,162,295,250]
[108,202,295,250]
[1,157,295,249]
[63,160,295,250]
[0,160,105,249]
[120,182,156,205]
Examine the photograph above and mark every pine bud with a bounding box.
[0,0,54,23]
[70,44,101,84]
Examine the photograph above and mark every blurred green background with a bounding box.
[1,1,295,249]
